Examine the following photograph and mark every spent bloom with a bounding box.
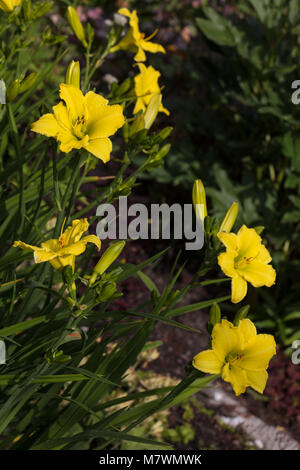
[13,219,100,272]
[193,318,276,396]
[31,84,124,163]
[218,225,276,303]
[134,63,169,116]
[0,0,21,12]
[110,8,165,62]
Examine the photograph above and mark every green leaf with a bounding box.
[196,18,235,46]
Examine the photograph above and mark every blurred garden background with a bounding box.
[0,0,299,451]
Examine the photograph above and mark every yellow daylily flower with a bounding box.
[134,63,169,116]
[0,0,21,12]
[217,225,276,303]
[13,219,100,272]
[193,318,276,396]
[31,84,124,163]
[110,8,165,62]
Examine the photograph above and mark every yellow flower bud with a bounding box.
[89,241,126,285]
[143,93,162,129]
[66,6,87,48]
[65,60,80,89]
[219,202,238,233]
[192,179,207,222]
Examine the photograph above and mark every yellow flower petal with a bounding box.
[141,39,166,54]
[85,92,124,139]
[134,45,147,62]
[231,275,247,303]
[246,369,268,394]
[81,235,101,251]
[240,334,276,371]
[53,102,72,132]
[84,137,112,163]
[236,318,257,348]
[193,349,223,374]
[63,219,89,245]
[13,240,39,251]
[257,244,272,264]
[60,241,87,256]
[31,113,61,137]
[222,363,248,396]
[59,134,89,153]
[238,261,276,288]
[218,251,237,278]
[212,319,240,362]
[236,225,262,258]
[217,232,238,251]
[118,7,131,17]
[59,83,85,122]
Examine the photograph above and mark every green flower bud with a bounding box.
[209,303,221,326]
[97,281,116,302]
[6,79,20,102]
[89,241,126,285]
[157,126,173,141]
[129,114,145,137]
[66,6,87,48]
[65,60,80,89]
[18,72,37,93]
[254,226,264,235]
[234,305,250,326]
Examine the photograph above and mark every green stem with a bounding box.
[7,103,25,238]
[83,42,91,93]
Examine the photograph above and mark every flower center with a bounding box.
[59,235,66,247]
[72,115,87,139]
[234,255,254,269]
[225,352,244,366]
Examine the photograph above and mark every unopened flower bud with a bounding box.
[234,305,250,326]
[89,241,125,285]
[129,114,145,136]
[19,72,37,93]
[66,6,87,48]
[209,303,221,326]
[219,202,238,233]
[144,94,161,129]
[65,61,80,89]
[6,79,20,102]
[192,179,207,222]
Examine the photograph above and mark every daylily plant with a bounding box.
[134,63,169,116]
[111,8,165,62]
[193,318,276,396]
[0,0,21,12]
[31,84,124,162]
[218,225,276,303]
[13,219,100,272]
